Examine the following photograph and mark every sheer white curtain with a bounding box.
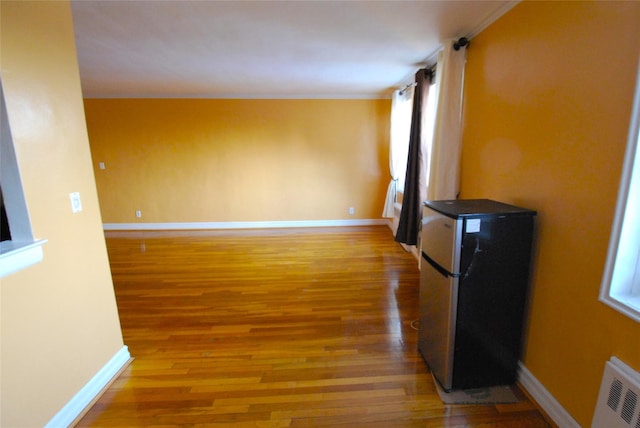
[382,86,414,217]
[427,41,467,200]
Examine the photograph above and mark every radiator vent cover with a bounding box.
[593,357,640,428]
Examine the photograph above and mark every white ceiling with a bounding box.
[71,1,516,99]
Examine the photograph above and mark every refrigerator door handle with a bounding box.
[422,251,459,278]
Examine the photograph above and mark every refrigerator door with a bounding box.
[418,252,459,390]
[421,206,462,274]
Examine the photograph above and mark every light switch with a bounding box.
[98,162,106,170]
[69,192,82,213]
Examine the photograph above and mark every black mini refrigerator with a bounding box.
[418,199,536,391]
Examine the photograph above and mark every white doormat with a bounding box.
[432,374,519,404]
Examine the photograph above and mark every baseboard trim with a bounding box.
[103,219,389,231]
[517,361,580,428]
[45,346,131,428]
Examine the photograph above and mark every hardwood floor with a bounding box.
[77,226,550,427]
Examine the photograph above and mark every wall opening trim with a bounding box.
[600,58,640,323]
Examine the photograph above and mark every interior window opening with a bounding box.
[0,79,47,278]
[600,60,640,322]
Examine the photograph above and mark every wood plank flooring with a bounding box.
[76,226,551,427]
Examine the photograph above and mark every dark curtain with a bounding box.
[0,187,10,242]
[395,68,432,245]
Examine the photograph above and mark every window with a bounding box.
[393,79,438,194]
[392,85,414,193]
[0,80,46,278]
[600,61,640,322]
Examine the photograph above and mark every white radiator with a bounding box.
[592,357,640,428]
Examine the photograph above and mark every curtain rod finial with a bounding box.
[453,37,469,51]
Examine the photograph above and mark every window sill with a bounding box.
[600,293,640,323]
[0,239,47,278]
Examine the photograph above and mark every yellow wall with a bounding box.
[0,1,125,426]
[84,98,390,224]
[460,1,640,425]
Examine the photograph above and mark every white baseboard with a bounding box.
[45,346,131,428]
[517,361,580,427]
[103,219,389,231]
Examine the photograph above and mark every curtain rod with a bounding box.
[398,65,436,94]
[399,82,416,95]
[397,38,466,94]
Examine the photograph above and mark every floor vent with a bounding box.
[592,357,640,428]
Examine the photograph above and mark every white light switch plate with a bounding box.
[69,192,82,213]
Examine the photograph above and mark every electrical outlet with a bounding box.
[135,210,142,218]
[349,207,355,215]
